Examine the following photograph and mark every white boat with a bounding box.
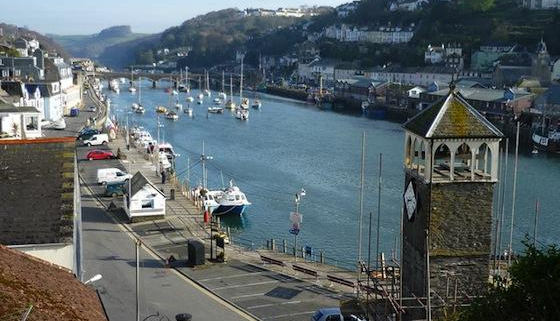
[204,89,211,97]
[208,106,224,114]
[175,103,183,110]
[197,99,204,105]
[197,93,204,100]
[236,108,249,120]
[120,78,126,84]
[207,182,251,216]
[218,70,227,100]
[213,98,222,104]
[251,99,262,109]
[135,105,145,114]
[157,142,180,160]
[204,70,211,96]
[184,107,193,116]
[240,98,250,110]
[128,87,136,93]
[131,103,139,111]
[166,111,179,120]
[186,96,194,103]
[110,79,120,94]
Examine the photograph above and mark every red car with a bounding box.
[86,150,115,161]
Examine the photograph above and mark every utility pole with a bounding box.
[356,132,366,298]
[508,121,520,267]
[136,239,141,321]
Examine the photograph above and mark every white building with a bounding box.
[552,58,560,82]
[125,172,166,221]
[391,0,429,11]
[336,1,360,17]
[425,44,445,64]
[0,102,42,139]
[366,66,455,87]
[325,24,415,44]
[523,0,560,9]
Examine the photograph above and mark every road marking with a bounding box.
[231,293,267,300]
[80,182,258,321]
[247,300,302,310]
[212,280,279,291]
[262,311,315,320]
[199,271,269,282]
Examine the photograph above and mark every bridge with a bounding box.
[94,71,204,88]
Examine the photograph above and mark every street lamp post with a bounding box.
[291,188,306,261]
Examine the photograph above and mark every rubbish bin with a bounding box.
[70,108,79,117]
[187,239,205,266]
[175,313,192,321]
[170,188,175,200]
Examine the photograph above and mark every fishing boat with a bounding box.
[208,182,251,216]
[532,130,560,153]
[135,105,145,114]
[251,99,262,109]
[155,106,167,114]
[165,111,179,120]
[208,106,224,114]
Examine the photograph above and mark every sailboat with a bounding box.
[165,88,179,120]
[203,70,211,97]
[128,69,136,93]
[218,70,227,100]
[135,76,145,114]
[225,74,236,110]
[237,56,250,114]
[197,75,204,101]
[185,67,194,101]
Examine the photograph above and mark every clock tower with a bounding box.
[400,89,503,319]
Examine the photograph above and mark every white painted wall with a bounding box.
[125,185,166,219]
[9,243,74,271]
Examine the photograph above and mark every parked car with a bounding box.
[311,308,366,321]
[104,182,126,197]
[83,133,109,146]
[88,105,97,112]
[77,128,100,140]
[86,150,115,161]
[41,119,66,130]
[97,168,132,185]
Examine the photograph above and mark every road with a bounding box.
[45,88,254,321]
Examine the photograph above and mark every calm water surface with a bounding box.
[105,80,560,267]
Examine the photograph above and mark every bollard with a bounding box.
[170,188,175,200]
[301,246,305,258]
[266,240,270,250]
[271,239,275,252]
[282,239,287,253]
[320,251,324,264]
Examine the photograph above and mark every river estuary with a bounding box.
[105,80,560,268]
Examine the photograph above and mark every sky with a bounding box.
[0,0,349,35]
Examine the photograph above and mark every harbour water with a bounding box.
[106,80,560,267]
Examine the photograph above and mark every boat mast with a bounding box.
[230,73,233,99]
[138,76,141,105]
[240,55,244,104]
[222,71,225,93]
[185,67,190,92]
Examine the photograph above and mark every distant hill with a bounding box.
[0,23,70,60]
[98,8,307,69]
[49,25,149,60]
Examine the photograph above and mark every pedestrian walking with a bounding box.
[161,169,167,184]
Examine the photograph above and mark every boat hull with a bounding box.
[212,204,247,216]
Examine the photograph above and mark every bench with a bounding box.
[260,255,285,267]
[292,264,318,278]
[327,274,355,288]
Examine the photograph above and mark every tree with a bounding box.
[460,0,496,12]
[137,50,154,64]
[461,242,560,321]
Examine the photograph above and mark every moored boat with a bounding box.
[155,106,167,114]
[251,99,262,109]
[135,105,145,114]
[208,182,251,216]
[165,111,179,120]
[208,106,224,114]
[532,131,560,153]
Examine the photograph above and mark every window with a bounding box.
[116,172,124,177]
[25,116,38,130]
[141,200,154,209]
[235,195,240,201]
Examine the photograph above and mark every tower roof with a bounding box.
[403,91,503,139]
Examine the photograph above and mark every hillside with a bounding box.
[0,23,70,60]
[50,25,149,60]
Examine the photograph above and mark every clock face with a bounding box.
[404,181,417,221]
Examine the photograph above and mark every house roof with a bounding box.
[336,77,387,88]
[1,81,24,97]
[427,86,532,103]
[128,171,165,198]
[404,91,504,139]
[0,137,76,246]
[0,245,108,321]
[0,102,40,113]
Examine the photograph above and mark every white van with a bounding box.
[84,133,109,146]
[97,168,133,185]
